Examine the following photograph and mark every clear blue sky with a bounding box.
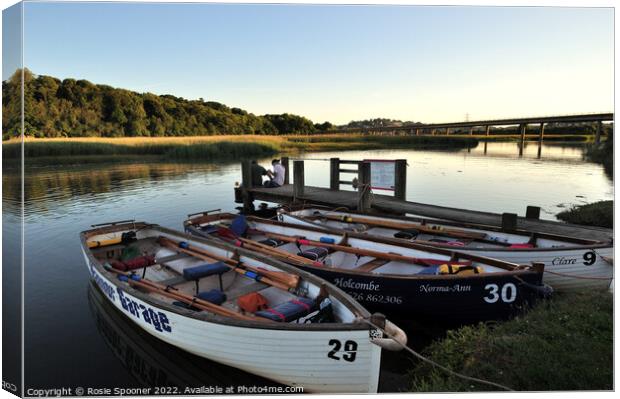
[10,2,615,124]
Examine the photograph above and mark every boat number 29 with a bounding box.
[327,339,357,362]
[484,283,517,303]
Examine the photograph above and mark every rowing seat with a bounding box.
[171,289,226,310]
[255,297,316,322]
[197,289,227,305]
[297,247,329,261]
[183,262,229,294]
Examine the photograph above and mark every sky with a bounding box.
[3,1,615,124]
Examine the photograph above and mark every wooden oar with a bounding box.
[158,237,296,291]
[255,229,467,267]
[103,264,261,322]
[316,214,487,240]
[234,237,321,267]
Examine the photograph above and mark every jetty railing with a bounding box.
[240,157,543,228]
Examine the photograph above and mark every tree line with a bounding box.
[2,69,332,139]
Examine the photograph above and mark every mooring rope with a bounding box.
[362,319,514,392]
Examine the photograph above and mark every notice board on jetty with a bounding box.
[364,159,396,191]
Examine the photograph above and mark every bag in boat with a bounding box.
[438,264,484,276]
[237,292,269,313]
[110,255,156,272]
[297,247,329,261]
[394,229,420,239]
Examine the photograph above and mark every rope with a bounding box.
[362,319,514,392]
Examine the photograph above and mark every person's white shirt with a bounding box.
[273,163,285,186]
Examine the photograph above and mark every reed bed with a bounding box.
[2,134,479,161]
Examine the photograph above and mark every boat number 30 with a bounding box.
[483,283,517,304]
[327,339,357,362]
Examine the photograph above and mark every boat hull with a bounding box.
[279,212,614,292]
[184,217,548,324]
[292,264,545,324]
[81,235,382,393]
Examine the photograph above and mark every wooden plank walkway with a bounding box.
[247,185,613,242]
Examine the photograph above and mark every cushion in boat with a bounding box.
[183,262,229,281]
[297,247,329,261]
[255,297,316,322]
[197,289,227,305]
[230,215,248,236]
[258,238,285,247]
[394,229,420,239]
[200,225,220,235]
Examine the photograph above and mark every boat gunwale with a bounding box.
[184,214,546,281]
[80,221,373,332]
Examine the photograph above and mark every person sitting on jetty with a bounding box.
[264,159,285,188]
[251,160,268,187]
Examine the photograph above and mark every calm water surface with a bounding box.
[2,142,612,392]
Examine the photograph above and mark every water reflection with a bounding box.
[87,282,275,391]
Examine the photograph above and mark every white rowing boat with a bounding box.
[81,221,406,393]
[279,207,614,291]
[184,213,550,324]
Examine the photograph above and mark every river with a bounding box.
[1,141,613,392]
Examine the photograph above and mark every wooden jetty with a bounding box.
[238,157,613,242]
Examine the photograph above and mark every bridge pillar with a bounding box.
[469,126,474,135]
[485,125,490,136]
[445,128,450,135]
[415,128,420,136]
[537,123,545,159]
[595,121,602,144]
[519,124,526,156]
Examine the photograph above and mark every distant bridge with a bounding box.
[328,112,614,144]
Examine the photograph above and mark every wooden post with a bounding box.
[526,206,541,220]
[241,160,253,212]
[501,213,518,231]
[357,161,371,212]
[595,121,602,144]
[329,158,340,190]
[394,159,407,201]
[485,125,490,136]
[281,157,290,184]
[293,160,304,200]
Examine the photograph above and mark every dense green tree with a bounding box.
[264,113,316,134]
[2,69,320,138]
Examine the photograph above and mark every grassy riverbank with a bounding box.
[2,134,478,161]
[556,200,613,228]
[409,290,613,392]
